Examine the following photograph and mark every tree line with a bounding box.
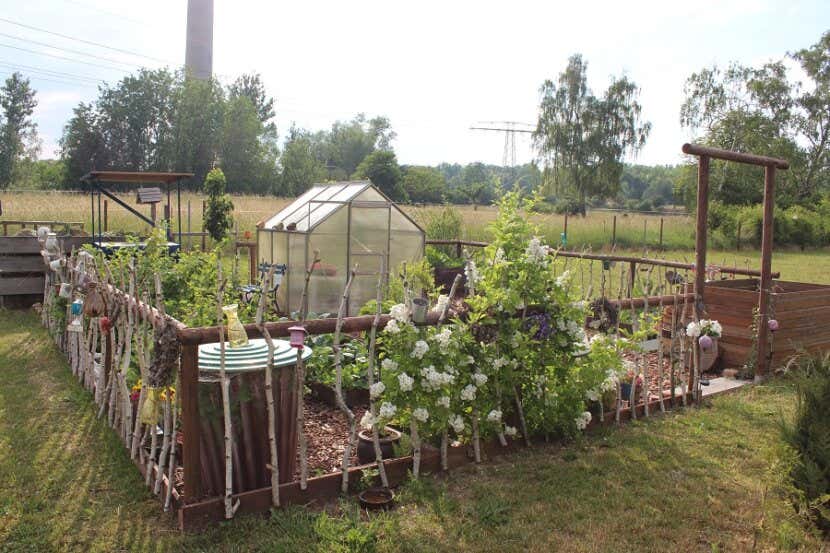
[0,29,827,221]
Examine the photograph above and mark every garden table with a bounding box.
[196,339,312,495]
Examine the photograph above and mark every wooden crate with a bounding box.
[706,279,830,369]
[0,236,46,307]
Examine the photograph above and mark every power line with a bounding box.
[0,60,104,84]
[470,121,535,167]
[60,0,154,26]
[0,42,132,73]
[0,16,172,65]
[0,71,98,88]
[0,31,142,69]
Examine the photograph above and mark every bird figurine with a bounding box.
[665,270,686,285]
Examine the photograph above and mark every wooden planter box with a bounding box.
[706,279,830,369]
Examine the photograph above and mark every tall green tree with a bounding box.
[680,31,830,207]
[321,114,396,178]
[279,125,326,196]
[401,166,446,203]
[0,72,38,188]
[172,75,225,186]
[220,95,278,194]
[533,54,651,213]
[352,149,406,201]
[60,103,107,185]
[228,73,275,128]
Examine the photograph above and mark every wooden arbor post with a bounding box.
[681,144,788,380]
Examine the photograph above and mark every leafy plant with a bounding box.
[305,334,368,390]
[780,354,830,534]
[203,168,234,242]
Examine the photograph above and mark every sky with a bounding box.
[0,0,827,168]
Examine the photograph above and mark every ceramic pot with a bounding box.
[357,426,402,465]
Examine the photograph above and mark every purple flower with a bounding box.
[768,319,779,332]
[525,313,554,340]
[699,335,713,351]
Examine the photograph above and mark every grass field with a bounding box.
[0,309,825,552]
[3,190,830,287]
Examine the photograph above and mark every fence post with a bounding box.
[201,200,206,251]
[187,200,192,252]
[180,342,202,501]
[612,215,617,247]
[564,213,569,237]
[628,262,636,297]
[659,217,664,249]
[642,220,647,248]
[455,240,462,259]
[103,200,108,232]
[736,221,741,251]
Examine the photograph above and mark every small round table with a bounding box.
[196,338,312,494]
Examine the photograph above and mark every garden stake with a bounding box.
[471,406,482,463]
[216,260,239,519]
[439,274,464,465]
[255,265,281,507]
[155,392,172,495]
[657,293,666,413]
[164,379,178,512]
[332,265,358,493]
[366,257,389,488]
[295,251,320,490]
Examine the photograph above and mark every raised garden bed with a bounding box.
[706,279,830,369]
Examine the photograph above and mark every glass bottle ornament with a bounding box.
[222,304,248,348]
[68,299,84,332]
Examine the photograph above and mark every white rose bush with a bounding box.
[356,191,630,481]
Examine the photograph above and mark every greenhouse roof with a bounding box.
[261,181,413,233]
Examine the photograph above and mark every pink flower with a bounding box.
[768,319,779,332]
[699,335,713,351]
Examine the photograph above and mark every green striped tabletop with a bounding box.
[198,338,312,374]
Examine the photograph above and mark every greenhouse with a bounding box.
[257,181,425,314]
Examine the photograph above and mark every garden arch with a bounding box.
[683,143,789,381]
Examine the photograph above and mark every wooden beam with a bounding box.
[694,155,710,313]
[682,143,789,169]
[756,166,776,380]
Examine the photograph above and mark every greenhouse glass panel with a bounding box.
[307,207,349,313]
[285,232,307,314]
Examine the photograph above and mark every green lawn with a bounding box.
[0,309,825,552]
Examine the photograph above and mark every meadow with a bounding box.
[2,190,830,285]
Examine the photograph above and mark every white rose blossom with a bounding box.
[397,372,414,392]
[437,395,451,408]
[411,340,429,359]
[472,372,488,386]
[384,319,401,334]
[486,409,502,423]
[360,411,376,430]
[381,358,399,372]
[460,384,477,401]
[412,407,429,422]
[432,327,453,351]
[369,381,385,399]
[449,415,465,433]
[525,237,549,264]
[389,303,410,323]
[575,411,592,431]
[685,321,701,338]
[378,402,397,419]
[504,425,518,437]
[555,270,571,287]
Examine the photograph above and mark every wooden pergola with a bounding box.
[683,143,789,381]
[80,171,194,245]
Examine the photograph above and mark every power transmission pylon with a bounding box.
[469,121,534,167]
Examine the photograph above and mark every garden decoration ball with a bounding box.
[288,326,307,349]
[768,319,779,332]
[699,335,714,351]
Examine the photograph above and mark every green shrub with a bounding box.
[554,197,582,215]
[204,168,234,242]
[781,354,830,535]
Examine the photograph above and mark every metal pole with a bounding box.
[659,217,664,249]
[756,166,775,380]
[611,215,617,247]
[104,199,108,232]
[694,156,710,314]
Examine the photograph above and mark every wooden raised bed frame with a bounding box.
[706,279,830,369]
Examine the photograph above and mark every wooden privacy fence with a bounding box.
[41,247,704,530]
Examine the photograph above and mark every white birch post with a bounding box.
[333,266,357,493]
[471,406,482,463]
[295,251,319,491]
[657,293,666,413]
[642,294,650,418]
[439,274,463,466]
[164,383,179,512]
[366,258,389,488]
[255,265,281,507]
[216,260,239,519]
[410,419,421,478]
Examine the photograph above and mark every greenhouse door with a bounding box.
[348,204,391,314]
